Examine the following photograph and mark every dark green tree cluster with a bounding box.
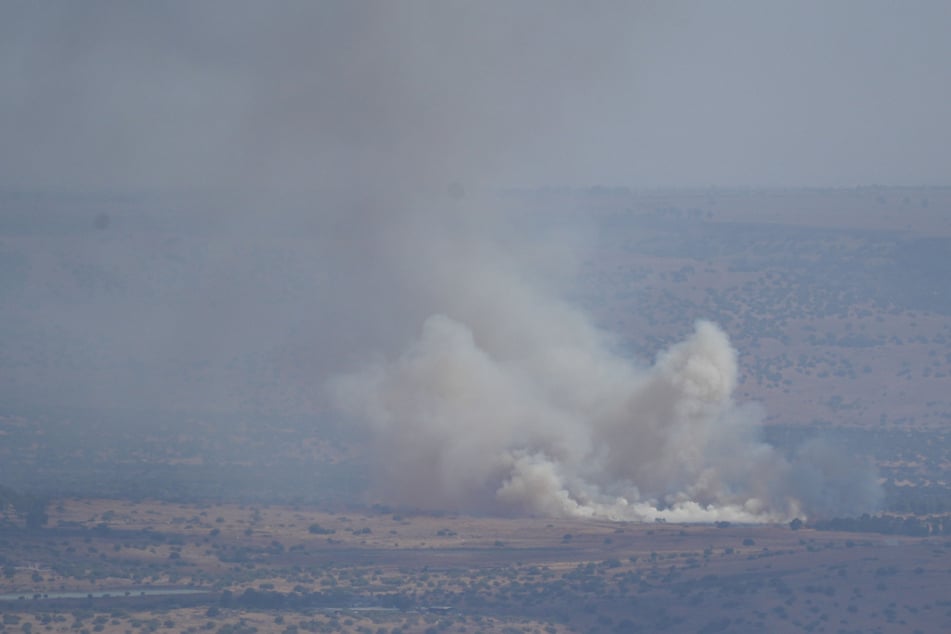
[811,513,951,536]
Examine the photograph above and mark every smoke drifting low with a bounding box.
[329,216,883,523]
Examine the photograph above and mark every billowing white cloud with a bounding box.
[332,286,882,522]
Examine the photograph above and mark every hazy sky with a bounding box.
[1,0,949,190]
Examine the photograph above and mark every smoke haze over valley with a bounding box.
[2,2,949,525]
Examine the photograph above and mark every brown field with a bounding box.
[1,187,949,632]
[1,498,948,633]
[571,187,951,434]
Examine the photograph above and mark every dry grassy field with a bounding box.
[572,187,951,433]
[1,187,949,633]
[0,498,948,633]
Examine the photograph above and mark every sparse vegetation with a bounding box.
[1,188,950,632]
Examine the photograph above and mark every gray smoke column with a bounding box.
[329,225,882,522]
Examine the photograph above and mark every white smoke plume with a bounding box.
[329,228,883,523]
[0,4,887,521]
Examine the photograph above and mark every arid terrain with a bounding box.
[566,186,951,432]
[1,187,950,632]
[1,498,950,634]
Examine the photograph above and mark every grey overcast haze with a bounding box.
[1,0,947,523]
[4,4,951,631]
[1,0,950,190]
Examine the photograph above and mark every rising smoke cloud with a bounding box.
[329,214,883,523]
[0,3,886,521]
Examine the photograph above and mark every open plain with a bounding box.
[1,498,950,633]
[1,187,950,633]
